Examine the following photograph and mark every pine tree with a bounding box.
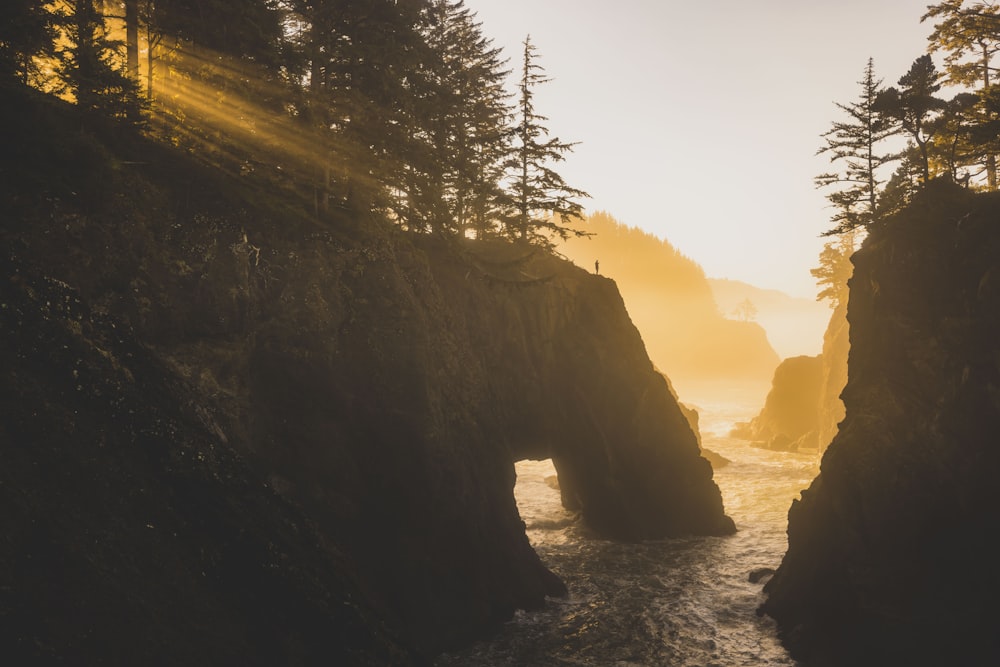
[503,36,589,245]
[57,0,141,119]
[815,58,896,235]
[811,233,856,309]
[411,0,511,236]
[923,0,1000,188]
[933,91,981,180]
[0,0,56,86]
[877,143,924,218]
[290,0,432,216]
[875,55,947,183]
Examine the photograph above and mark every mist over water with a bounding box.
[437,384,817,666]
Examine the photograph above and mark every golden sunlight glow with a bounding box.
[132,37,381,206]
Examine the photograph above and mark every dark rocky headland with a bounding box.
[1,87,733,664]
[761,181,1000,666]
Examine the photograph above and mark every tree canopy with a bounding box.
[815,58,896,236]
[3,0,589,247]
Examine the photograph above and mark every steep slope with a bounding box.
[761,181,1000,666]
[0,265,416,666]
[815,299,848,449]
[559,212,780,389]
[1,87,733,660]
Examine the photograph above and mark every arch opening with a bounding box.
[513,458,577,543]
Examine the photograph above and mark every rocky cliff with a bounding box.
[733,354,823,451]
[0,262,417,665]
[1,89,734,662]
[559,212,780,388]
[761,181,1000,666]
[734,301,848,453]
[815,300,848,450]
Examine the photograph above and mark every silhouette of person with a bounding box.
[595,259,600,275]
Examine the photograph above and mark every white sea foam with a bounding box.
[437,384,818,666]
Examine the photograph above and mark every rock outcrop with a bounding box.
[559,212,780,388]
[1,89,734,661]
[815,300,848,449]
[0,265,416,666]
[733,354,823,451]
[761,181,1000,666]
[734,300,849,453]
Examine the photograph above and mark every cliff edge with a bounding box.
[761,181,1000,666]
[1,89,733,661]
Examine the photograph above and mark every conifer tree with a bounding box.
[0,0,56,86]
[934,90,981,180]
[877,144,925,218]
[811,233,856,309]
[923,0,1000,188]
[503,36,589,245]
[289,0,432,215]
[815,58,896,235]
[875,55,947,183]
[417,0,510,237]
[58,0,141,119]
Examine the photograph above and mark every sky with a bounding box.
[464,0,938,297]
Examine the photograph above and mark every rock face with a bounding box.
[733,303,848,453]
[735,355,823,451]
[0,266,416,666]
[761,182,1000,666]
[240,236,735,653]
[815,300,848,450]
[2,90,734,661]
[558,212,780,387]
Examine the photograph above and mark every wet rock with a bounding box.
[749,567,776,584]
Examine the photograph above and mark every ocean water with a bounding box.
[437,384,819,666]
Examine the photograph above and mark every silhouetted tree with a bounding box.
[811,233,856,309]
[924,0,1000,187]
[877,144,924,218]
[875,55,947,183]
[503,36,589,245]
[150,0,284,67]
[56,0,142,119]
[418,0,510,237]
[816,58,897,235]
[733,298,758,322]
[288,0,432,215]
[0,0,56,86]
[933,91,981,179]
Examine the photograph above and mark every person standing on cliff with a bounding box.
[595,259,599,275]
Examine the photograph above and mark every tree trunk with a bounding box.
[125,0,139,84]
[983,44,997,190]
[145,27,156,100]
[73,0,98,110]
[310,18,329,214]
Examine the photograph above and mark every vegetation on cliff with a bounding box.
[762,7,1000,661]
[0,3,735,660]
[762,181,1000,666]
[1,0,589,247]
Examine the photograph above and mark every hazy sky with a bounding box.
[464,0,936,297]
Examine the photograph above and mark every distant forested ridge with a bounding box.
[560,212,780,389]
